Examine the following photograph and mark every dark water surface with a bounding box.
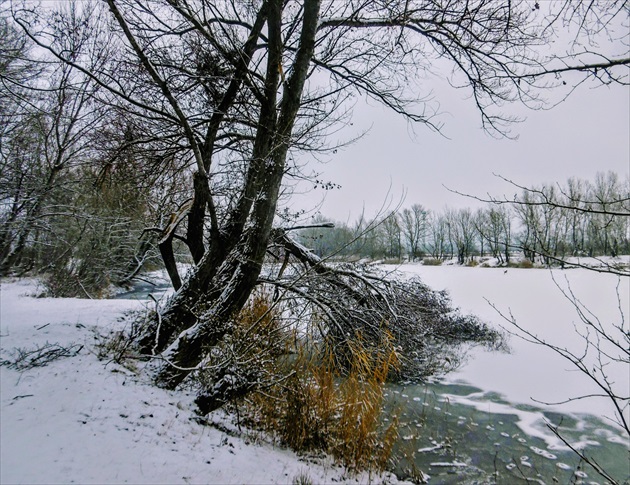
[113,279,172,301]
[387,380,628,484]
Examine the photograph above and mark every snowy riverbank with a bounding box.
[0,278,404,485]
[2,263,628,484]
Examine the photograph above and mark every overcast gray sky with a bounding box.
[288,76,629,223]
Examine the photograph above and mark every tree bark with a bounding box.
[186,172,207,265]
[143,0,322,390]
[158,236,181,291]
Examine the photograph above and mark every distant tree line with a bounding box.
[298,172,630,265]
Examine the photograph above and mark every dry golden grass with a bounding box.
[240,303,401,474]
[330,332,399,471]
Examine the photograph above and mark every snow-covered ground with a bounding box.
[0,278,404,485]
[2,264,628,484]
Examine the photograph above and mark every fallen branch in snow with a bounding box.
[1,342,84,370]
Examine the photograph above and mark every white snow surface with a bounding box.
[396,264,630,425]
[0,278,403,485]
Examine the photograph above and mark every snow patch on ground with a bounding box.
[0,278,404,485]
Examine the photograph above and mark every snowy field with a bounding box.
[1,264,628,484]
[0,278,404,485]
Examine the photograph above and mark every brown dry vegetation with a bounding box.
[201,290,402,474]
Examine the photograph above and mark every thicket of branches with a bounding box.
[299,172,630,269]
[0,6,165,295]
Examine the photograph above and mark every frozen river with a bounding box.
[116,263,629,482]
[396,264,629,421]
[389,264,629,483]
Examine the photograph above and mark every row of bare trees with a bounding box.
[299,172,629,266]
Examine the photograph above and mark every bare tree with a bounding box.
[473,206,514,264]
[453,173,630,274]
[0,3,103,275]
[400,204,428,261]
[12,0,628,403]
[446,208,477,265]
[426,210,449,260]
[380,213,402,260]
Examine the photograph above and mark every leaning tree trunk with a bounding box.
[140,0,321,392]
[149,127,291,389]
[149,224,273,389]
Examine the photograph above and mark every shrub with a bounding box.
[421,258,442,266]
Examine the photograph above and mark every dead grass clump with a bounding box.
[232,289,287,359]
[421,258,442,266]
[244,329,400,474]
[331,335,400,471]
[292,472,314,485]
[518,258,534,268]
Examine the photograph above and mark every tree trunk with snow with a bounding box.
[135,0,322,390]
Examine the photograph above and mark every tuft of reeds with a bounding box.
[243,321,401,474]
[331,336,400,472]
[518,258,534,268]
